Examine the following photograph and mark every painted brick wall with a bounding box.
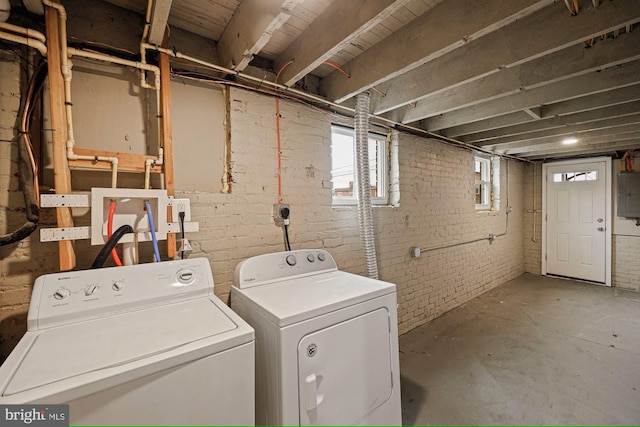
[613,235,640,291]
[0,67,528,358]
[376,132,526,333]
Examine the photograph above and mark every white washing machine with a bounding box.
[0,258,255,426]
[230,249,401,426]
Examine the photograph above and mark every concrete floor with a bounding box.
[399,273,640,425]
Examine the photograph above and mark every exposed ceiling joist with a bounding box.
[147,0,173,45]
[541,84,640,117]
[217,0,303,71]
[98,0,640,160]
[275,0,410,87]
[485,115,640,150]
[441,112,536,138]
[319,0,554,104]
[426,59,640,131]
[526,140,640,160]
[445,85,640,138]
[465,100,640,143]
[371,0,640,115]
[401,29,640,123]
[502,127,640,155]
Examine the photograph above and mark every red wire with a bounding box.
[323,60,350,77]
[108,201,123,266]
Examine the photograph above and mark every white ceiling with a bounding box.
[102,0,640,160]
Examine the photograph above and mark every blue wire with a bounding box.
[145,201,161,262]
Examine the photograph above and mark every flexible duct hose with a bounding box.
[355,92,379,279]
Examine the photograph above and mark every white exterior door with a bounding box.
[543,158,610,284]
[297,308,392,426]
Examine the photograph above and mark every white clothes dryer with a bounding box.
[0,258,255,426]
[230,249,401,426]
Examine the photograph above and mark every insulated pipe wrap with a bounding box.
[355,92,379,279]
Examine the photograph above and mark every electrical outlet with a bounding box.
[273,203,290,221]
[172,198,191,222]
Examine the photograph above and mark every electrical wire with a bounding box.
[0,60,46,247]
[275,60,293,204]
[107,200,123,266]
[323,60,350,77]
[179,211,185,260]
[144,201,161,262]
[91,224,133,269]
[283,223,291,251]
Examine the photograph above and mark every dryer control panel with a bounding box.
[28,258,214,330]
[234,249,337,289]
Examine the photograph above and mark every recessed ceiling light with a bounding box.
[562,136,578,145]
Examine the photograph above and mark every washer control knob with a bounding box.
[286,255,297,266]
[53,288,71,300]
[85,284,99,296]
[307,254,315,263]
[112,282,124,292]
[317,253,326,262]
[177,269,196,285]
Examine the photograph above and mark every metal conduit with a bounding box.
[411,161,511,257]
[355,92,379,279]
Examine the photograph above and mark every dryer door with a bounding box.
[297,308,392,425]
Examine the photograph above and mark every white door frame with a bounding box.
[542,156,612,286]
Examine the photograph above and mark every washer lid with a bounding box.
[233,270,395,327]
[3,298,240,396]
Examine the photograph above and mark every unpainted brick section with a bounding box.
[523,163,543,274]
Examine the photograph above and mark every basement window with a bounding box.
[474,155,501,211]
[331,125,388,205]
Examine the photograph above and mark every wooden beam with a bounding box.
[275,0,409,87]
[371,0,640,115]
[467,101,640,144]
[542,84,640,117]
[69,148,163,173]
[426,60,640,131]
[485,114,640,150]
[148,0,173,45]
[217,0,303,71]
[160,29,176,259]
[443,85,640,137]
[523,108,542,120]
[403,29,640,123]
[517,136,640,159]
[320,0,553,104]
[525,140,640,159]
[441,112,535,138]
[45,6,75,271]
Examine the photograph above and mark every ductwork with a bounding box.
[354,91,379,280]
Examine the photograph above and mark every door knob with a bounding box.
[597,227,604,232]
